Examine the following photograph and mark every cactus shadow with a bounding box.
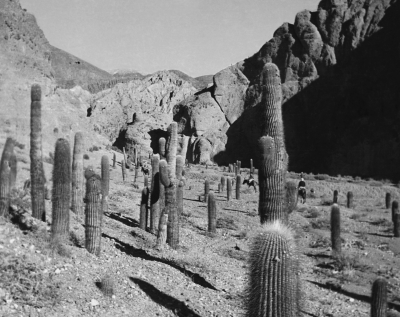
[102,233,218,291]
[367,232,393,238]
[104,212,139,228]
[129,277,202,317]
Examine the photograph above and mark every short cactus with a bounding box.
[0,138,14,217]
[285,180,298,214]
[51,138,71,241]
[392,200,399,223]
[227,177,232,201]
[208,191,217,234]
[371,277,387,317]
[330,204,341,255]
[333,190,338,204]
[246,221,300,317]
[236,175,241,200]
[221,176,226,192]
[85,174,102,256]
[30,84,46,221]
[72,132,84,217]
[121,159,126,181]
[386,193,391,209]
[140,187,149,231]
[101,155,110,214]
[100,275,115,297]
[347,191,353,208]
[204,179,210,203]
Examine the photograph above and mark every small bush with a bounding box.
[216,217,238,230]
[83,154,90,160]
[99,275,115,296]
[89,146,100,152]
[308,207,321,218]
[368,180,384,187]
[349,213,361,220]
[309,236,330,248]
[314,174,330,181]
[310,218,330,229]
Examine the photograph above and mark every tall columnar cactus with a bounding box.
[144,175,149,188]
[246,221,300,317]
[385,193,391,209]
[392,200,399,223]
[234,163,237,176]
[112,152,116,168]
[51,138,71,241]
[258,63,288,224]
[330,204,341,255]
[9,150,17,190]
[101,155,110,214]
[371,277,387,317]
[150,154,160,234]
[30,84,46,220]
[236,175,241,200]
[250,159,254,175]
[285,180,298,214]
[121,159,126,181]
[123,147,130,169]
[134,166,139,183]
[134,145,137,166]
[140,187,149,231]
[72,132,84,217]
[227,177,232,201]
[0,138,14,217]
[208,191,217,234]
[221,176,226,192]
[394,208,400,238]
[159,137,166,160]
[85,174,102,256]
[180,136,189,162]
[159,122,179,249]
[346,191,354,208]
[176,155,184,218]
[333,190,338,204]
[238,161,241,174]
[204,179,210,203]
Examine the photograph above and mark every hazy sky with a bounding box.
[20,0,318,77]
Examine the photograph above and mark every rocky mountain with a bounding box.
[0,0,109,166]
[173,0,400,180]
[88,70,197,153]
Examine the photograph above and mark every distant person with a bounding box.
[243,174,257,192]
[298,177,306,203]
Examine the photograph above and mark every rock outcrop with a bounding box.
[88,71,197,154]
[174,0,400,179]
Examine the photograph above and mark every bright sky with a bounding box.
[20,0,318,77]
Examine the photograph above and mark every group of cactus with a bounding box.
[23,85,106,256]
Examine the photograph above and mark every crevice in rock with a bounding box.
[112,128,127,151]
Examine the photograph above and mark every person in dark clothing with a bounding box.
[243,174,257,192]
[298,177,306,203]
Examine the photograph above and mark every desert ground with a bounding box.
[2,147,400,317]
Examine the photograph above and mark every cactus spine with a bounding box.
[101,155,109,214]
[72,132,84,217]
[227,177,232,201]
[121,160,126,181]
[221,176,225,192]
[140,187,149,230]
[258,63,288,224]
[371,277,387,317]
[331,204,341,255]
[150,154,160,234]
[392,200,399,223]
[285,180,298,214]
[246,221,300,317]
[236,175,241,200]
[0,138,14,217]
[204,179,210,203]
[30,84,46,221]
[208,191,217,234]
[333,190,338,204]
[51,138,71,241]
[159,122,179,249]
[85,174,102,256]
[347,191,353,208]
[385,193,391,209]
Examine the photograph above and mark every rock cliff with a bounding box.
[174,0,400,179]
